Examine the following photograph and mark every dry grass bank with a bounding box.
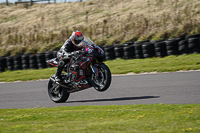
[0,0,200,56]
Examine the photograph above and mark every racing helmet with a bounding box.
[70,31,84,47]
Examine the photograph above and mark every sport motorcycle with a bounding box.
[46,38,112,103]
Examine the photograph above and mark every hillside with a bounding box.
[0,0,200,56]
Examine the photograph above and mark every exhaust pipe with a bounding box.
[57,83,70,89]
[50,77,70,89]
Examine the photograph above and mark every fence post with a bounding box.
[30,0,33,6]
[54,0,56,3]
[6,0,9,6]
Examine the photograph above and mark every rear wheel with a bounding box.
[92,64,111,92]
[48,79,70,103]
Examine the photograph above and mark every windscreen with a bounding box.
[80,38,95,48]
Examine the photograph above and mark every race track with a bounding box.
[0,71,200,109]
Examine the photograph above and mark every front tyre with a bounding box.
[48,79,70,103]
[92,64,111,92]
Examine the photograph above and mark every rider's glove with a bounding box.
[73,50,85,55]
[67,51,81,59]
[72,51,80,56]
[62,50,85,60]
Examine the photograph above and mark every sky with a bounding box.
[0,0,83,3]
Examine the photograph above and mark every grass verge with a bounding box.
[0,104,200,133]
[0,54,200,82]
[107,54,200,74]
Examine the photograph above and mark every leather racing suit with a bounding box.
[55,38,82,80]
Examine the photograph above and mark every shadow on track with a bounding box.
[67,96,160,103]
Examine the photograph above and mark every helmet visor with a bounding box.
[74,39,82,44]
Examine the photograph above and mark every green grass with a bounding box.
[0,67,56,82]
[0,104,200,133]
[107,54,200,74]
[0,54,200,82]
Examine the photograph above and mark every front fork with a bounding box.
[91,64,99,77]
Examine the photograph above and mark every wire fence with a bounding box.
[0,0,84,6]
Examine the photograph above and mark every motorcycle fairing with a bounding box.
[80,38,103,57]
[68,84,90,93]
[46,58,58,67]
[69,56,93,84]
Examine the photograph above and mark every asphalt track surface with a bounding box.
[0,71,200,109]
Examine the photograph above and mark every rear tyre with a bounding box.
[48,79,70,103]
[92,64,111,92]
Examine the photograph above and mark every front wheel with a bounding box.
[92,64,112,92]
[48,79,70,103]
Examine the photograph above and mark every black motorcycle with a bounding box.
[46,38,112,103]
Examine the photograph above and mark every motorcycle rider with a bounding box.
[55,30,84,82]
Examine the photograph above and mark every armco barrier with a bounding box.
[0,35,200,72]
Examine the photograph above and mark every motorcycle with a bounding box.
[46,38,112,103]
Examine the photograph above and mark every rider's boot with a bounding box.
[55,62,64,83]
[55,70,62,83]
